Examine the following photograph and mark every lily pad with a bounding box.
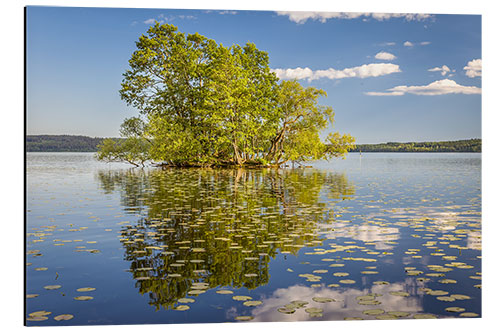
[339,279,356,284]
[450,294,471,300]
[76,287,96,292]
[363,309,385,316]
[312,297,335,303]
[54,314,74,321]
[29,311,51,317]
[43,285,61,290]
[174,305,190,311]
[232,295,252,301]
[243,300,263,307]
[389,291,410,297]
[178,298,195,303]
[387,311,410,317]
[26,316,48,321]
[216,290,234,295]
[459,312,479,317]
[277,307,295,314]
[445,307,465,313]
[413,314,437,319]
[235,316,254,321]
[74,296,93,301]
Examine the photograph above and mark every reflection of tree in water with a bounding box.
[96,168,354,310]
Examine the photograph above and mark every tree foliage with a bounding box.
[103,22,355,167]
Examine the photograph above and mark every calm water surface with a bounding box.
[26,152,481,325]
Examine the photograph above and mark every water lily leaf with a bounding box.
[387,311,410,317]
[178,298,195,303]
[26,316,48,321]
[54,314,74,321]
[459,312,479,317]
[235,316,254,321]
[436,296,456,302]
[413,314,438,319]
[216,290,234,295]
[339,279,356,284]
[76,287,96,292]
[450,294,471,300]
[243,300,262,307]
[312,297,335,303]
[363,309,385,315]
[389,291,410,297]
[375,314,397,320]
[232,295,252,301]
[277,307,295,314]
[174,305,190,311]
[43,285,61,290]
[26,294,39,299]
[29,311,51,317]
[445,307,465,313]
[74,296,93,301]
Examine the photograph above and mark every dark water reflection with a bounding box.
[96,168,355,310]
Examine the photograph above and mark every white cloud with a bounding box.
[428,65,451,76]
[144,18,157,24]
[420,41,431,45]
[375,51,396,61]
[464,59,482,78]
[276,11,432,24]
[218,10,238,15]
[403,41,414,47]
[381,42,396,46]
[365,79,481,96]
[272,63,401,82]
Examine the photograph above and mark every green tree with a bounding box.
[96,117,151,167]
[106,22,355,167]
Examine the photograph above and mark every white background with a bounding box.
[2,1,497,332]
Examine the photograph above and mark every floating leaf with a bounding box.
[178,298,195,303]
[29,311,51,317]
[76,287,96,292]
[339,279,355,284]
[235,316,254,321]
[375,314,397,320]
[26,294,39,299]
[216,290,234,295]
[26,316,48,321]
[390,291,410,297]
[363,309,384,316]
[174,305,190,311]
[459,312,479,317]
[243,300,262,307]
[387,311,410,317]
[74,296,93,301]
[54,314,74,321]
[232,295,252,301]
[451,294,471,300]
[413,314,437,319]
[277,307,295,314]
[312,297,335,303]
[445,307,465,313]
[43,285,61,290]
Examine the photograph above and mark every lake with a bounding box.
[25,152,481,325]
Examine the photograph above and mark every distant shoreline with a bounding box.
[26,135,481,153]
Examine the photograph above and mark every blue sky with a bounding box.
[26,6,481,143]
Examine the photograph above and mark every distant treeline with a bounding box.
[351,139,481,153]
[26,135,108,152]
[27,135,481,153]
